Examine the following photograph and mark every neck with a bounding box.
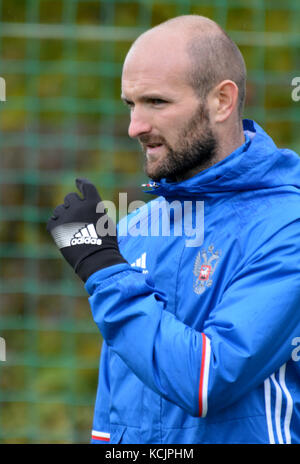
[178,121,245,182]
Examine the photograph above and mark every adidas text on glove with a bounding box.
[46,178,127,282]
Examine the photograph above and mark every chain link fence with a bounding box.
[0,0,299,443]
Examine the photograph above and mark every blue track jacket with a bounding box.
[86,119,300,444]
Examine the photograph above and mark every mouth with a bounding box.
[145,143,164,156]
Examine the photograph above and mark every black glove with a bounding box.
[46,178,127,282]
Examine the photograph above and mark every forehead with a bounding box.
[121,33,193,97]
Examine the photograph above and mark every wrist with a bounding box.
[76,248,128,282]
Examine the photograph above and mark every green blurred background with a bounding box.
[0,0,299,444]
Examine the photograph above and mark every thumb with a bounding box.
[75,178,101,201]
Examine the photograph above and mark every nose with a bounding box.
[128,108,152,139]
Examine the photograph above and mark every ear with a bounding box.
[209,80,239,123]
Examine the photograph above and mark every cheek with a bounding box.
[157,102,200,143]
[158,116,184,144]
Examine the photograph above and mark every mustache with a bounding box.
[138,135,166,145]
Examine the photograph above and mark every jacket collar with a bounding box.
[143,119,298,199]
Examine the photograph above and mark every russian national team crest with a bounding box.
[193,245,221,295]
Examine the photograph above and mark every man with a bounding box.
[47,16,300,444]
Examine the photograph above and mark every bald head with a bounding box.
[123,15,246,119]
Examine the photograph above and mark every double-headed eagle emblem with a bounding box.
[193,245,221,295]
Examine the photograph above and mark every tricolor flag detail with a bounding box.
[198,333,211,417]
[91,430,110,442]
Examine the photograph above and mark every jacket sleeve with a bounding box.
[90,340,111,444]
[85,220,300,418]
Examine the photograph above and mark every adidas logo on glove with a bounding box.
[47,178,128,282]
[71,224,102,246]
[50,222,103,250]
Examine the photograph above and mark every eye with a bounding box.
[149,98,166,106]
[122,99,134,110]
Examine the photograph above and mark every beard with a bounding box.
[141,102,218,182]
